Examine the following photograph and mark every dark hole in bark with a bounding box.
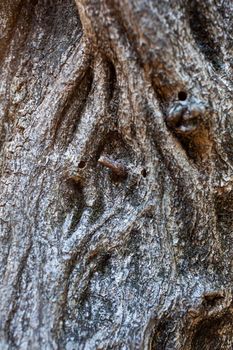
[96,253,112,274]
[78,160,86,169]
[141,169,147,177]
[178,91,187,101]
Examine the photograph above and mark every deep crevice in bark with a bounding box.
[0,0,233,349]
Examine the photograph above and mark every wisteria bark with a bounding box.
[0,0,233,349]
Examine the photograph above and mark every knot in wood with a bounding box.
[166,98,206,136]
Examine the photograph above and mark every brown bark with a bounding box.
[0,0,232,349]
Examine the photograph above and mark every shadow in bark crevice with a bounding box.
[106,59,120,117]
[64,177,85,235]
[191,313,233,350]
[52,67,94,149]
[187,1,223,71]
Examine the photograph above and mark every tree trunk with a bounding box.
[0,0,232,349]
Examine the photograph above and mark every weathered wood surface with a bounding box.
[0,0,232,349]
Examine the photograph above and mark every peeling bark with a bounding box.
[0,0,232,349]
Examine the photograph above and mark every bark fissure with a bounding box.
[0,0,232,349]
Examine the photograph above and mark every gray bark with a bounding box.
[0,0,232,349]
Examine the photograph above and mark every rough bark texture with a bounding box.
[0,0,232,349]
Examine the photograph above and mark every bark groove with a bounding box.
[0,0,232,349]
